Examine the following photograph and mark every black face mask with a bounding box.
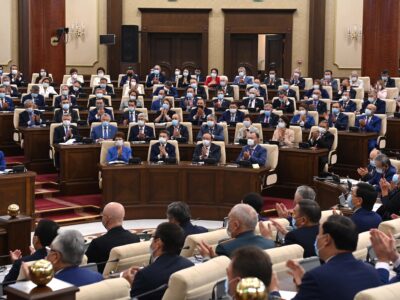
[127,72,133,76]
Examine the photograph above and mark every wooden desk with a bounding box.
[101,162,270,219]
[0,112,21,155]
[0,171,35,216]
[313,178,347,210]
[387,118,400,150]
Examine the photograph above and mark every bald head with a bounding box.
[102,202,125,230]
[228,203,258,236]
[369,149,381,160]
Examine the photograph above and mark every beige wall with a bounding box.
[324,0,363,77]
[123,0,310,75]
[0,0,18,69]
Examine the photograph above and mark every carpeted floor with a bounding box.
[262,196,294,211]
[35,194,102,211]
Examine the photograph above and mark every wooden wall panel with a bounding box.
[362,0,400,81]
[308,0,326,79]
[107,0,123,78]
[18,0,66,84]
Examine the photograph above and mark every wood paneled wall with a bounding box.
[362,0,400,81]
[107,0,123,79]
[18,0,66,84]
[308,0,326,79]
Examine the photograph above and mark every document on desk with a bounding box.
[278,290,297,299]
[59,139,76,145]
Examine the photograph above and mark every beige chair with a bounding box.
[354,87,364,100]
[171,107,183,120]
[309,126,338,169]
[271,110,283,116]
[234,123,264,143]
[88,95,112,107]
[90,121,118,136]
[258,144,279,186]
[304,78,313,90]
[103,241,151,277]
[180,229,229,258]
[307,111,319,126]
[354,282,400,300]
[359,76,371,92]
[384,99,397,114]
[162,256,231,300]
[122,83,145,96]
[290,85,300,101]
[196,141,226,164]
[27,83,42,92]
[147,139,180,162]
[62,74,84,85]
[90,74,111,87]
[49,122,78,160]
[231,85,240,101]
[166,121,193,144]
[76,278,131,300]
[353,231,371,260]
[343,112,356,127]
[152,83,165,93]
[117,74,125,87]
[91,84,115,95]
[322,85,333,99]
[266,244,304,265]
[378,218,400,235]
[99,140,131,165]
[320,99,332,113]
[255,219,290,237]
[352,99,363,111]
[374,114,387,149]
[390,158,400,171]
[203,85,209,100]
[120,95,145,109]
[386,87,399,99]
[127,122,155,141]
[290,125,303,143]
[31,73,53,84]
[393,77,400,91]
[13,108,26,146]
[319,210,334,224]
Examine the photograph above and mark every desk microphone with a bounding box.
[131,283,168,299]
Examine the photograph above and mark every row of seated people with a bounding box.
[2,183,400,299]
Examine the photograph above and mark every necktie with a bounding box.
[314,101,318,107]
[104,127,108,139]
[366,117,369,125]
[130,112,133,122]
[0,99,3,108]
[140,126,144,134]
[65,126,68,136]
[265,116,269,123]
[231,114,235,122]
[249,147,254,156]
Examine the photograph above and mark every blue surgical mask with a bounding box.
[207,120,214,128]
[153,69,160,75]
[346,194,354,209]
[376,168,383,174]
[102,121,109,127]
[100,84,106,89]
[393,174,399,185]
[0,93,5,98]
[291,218,297,230]
[369,160,376,167]
[62,104,70,110]
[186,92,193,99]
[253,83,259,89]
[191,83,197,89]
[264,110,271,117]
[162,103,169,110]
[283,84,289,90]
[314,239,320,257]
[172,119,179,127]
[332,108,339,115]
[96,93,104,99]
[31,93,38,98]
[365,109,372,116]
[217,94,224,100]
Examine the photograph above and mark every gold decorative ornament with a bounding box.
[236,277,267,300]
[7,204,20,218]
[29,259,54,286]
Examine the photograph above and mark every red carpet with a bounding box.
[5,155,24,164]
[36,173,58,183]
[35,194,102,211]
[263,196,294,211]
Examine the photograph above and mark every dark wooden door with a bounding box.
[265,34,285,77]
[149,33,202,80]
[229,34,258,79]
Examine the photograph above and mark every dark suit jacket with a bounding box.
[94,85,114,96]
[86,226,140,274]
[212,99,231,112]
[150,142,176,162]
[192,143,221,163]
[272,98,295,113]
[216,231,274,258]
[54,108,79,123]
[377,188,400,220]
[193,86,207,100]
[338,87,356,100]
[218,110,245,123]
[291,253,381,300]
[0,150,5,171]
[308,131,334,150]
[365,165,396,192]
[88,97,109,109]
[290,77,305,89]
[305,100,328,114]
[351,208,382,233]
[0,96,14,111]
[87,108,114,124]
[19,110,42,127]
[181,221,208,238]
[128,125,155,142]
[130,254,194,300]
[54,95,77,108]
[146,73,166,87]
[241,97,264,112]
[355,115,381,134]
[177,76,192,88]
[377,262,400,284]
[257,112,280,127]
[189,107,212,125]
[55,266,103,287]
[339,99,357,112]
[361,98,386,114]
[91,125,118,140]
[284,225,319,258]
[166,124,189,142]
[153,86,178,98]
[264,77,282,89]
[327,113,348,131]
[154,110,175,123]
[68,86,82,98]
[119,74,140,87]
[236,145,267,166]
[53,125,79,144]
[304,88,330,99]
[3,248,47,284]
[122,110,140,123]
[216,85,234,98]
[384,77,396,88]
[196,124,224,141]
[22,94,45,107]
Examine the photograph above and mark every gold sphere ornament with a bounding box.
[7,204,20,218]
[236,277,267,300]
[29,259,54,286]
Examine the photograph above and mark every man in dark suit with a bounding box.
[218,102,244,124]
[338,91,357,112]
[196,115,225,141]
[213,89,232,112]
[128,114,155,142]
[146,65,166,87]
[19,100,42,127]
[0,85,14,111]
[361,90,386,114]
[45,230,103,287]
[247,78,267,99]
[380,69,396,88]
[337,78,357,100]
[166,202,208,238]
[123,222,194,300]
[241,88,264,112]
[260,199,321,258]
[258,103,279,127]
[192,132,221,163]
[2,219,59,284]
[349,182,382,233]
[270,215,382,300]
[325,102,349,130]
[0,150,5,171]
[198,204,274,258]
[305,89,327,115]
[69,81,83,99]
[150,130,176,162]
[91,114,117,142]
[355,103,382,152]
[193,68,205,82]
[357,148,381,183]
[189,98,212,125]
[166,114,189,143]
[153,81,178,98]
[216,76,234,98]
[55,85,77,108]
[121,99,140,126]
[94,77,114,97]
[53,114,79,144]
[21,85,45,108]
[236,132,267,166]
[321,69,338,92]
[308,120,334,174]
[377,174,400,220]
[272,90,295,113]
[54,98,79,123]
[88,99,114,124]
[264,69,282,89]
[119,67,140,87]
[290,69,305,89]
[86,202,140,274]
[189,78,207,100]
[179,87,200,111]
[87,88,109,108]
[364,154,397,192]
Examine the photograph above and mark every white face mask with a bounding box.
[159,137,167,144]
[318,127,326,134]
[299,110,306,116]
[72,74,78,79]
[175,71,180,75]
[98,72,104,77]
[229,108,237,114]
[62,90,69,96]
[247,138,255,146]
[43,82,49,88]
[211,72,217,78]
[137,120,145,127]
[351,76,357,82]
[63,120,71,127]
[243,120,251,128]
[312,94,319,100]
[278,121,286,129]
[239,71,245,77]
[203,139,211,147]
[115,140,124,147]
[313,84,319,90]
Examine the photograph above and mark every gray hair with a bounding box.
[207,114,216,121]
[101,113,111,120]
[295,185,316,201]
[51,230,85,266]
[24,100,33,107]
[375,154,391,167]
[230,203,258,231]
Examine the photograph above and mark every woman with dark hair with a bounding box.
[272,115,295,147]
[205,68,220,87]
[35,68,52,84]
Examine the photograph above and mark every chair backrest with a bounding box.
[265,244,304,265]
[259,144,279,170]
[289,125,303,143]
[120,95,145,110]
[13,108,26,129]
[103,241,151,276]
[238,108,249,115]
[117,74,125,87]
[31,73,39,84]
[49,122,78,146]
[272,96,297,110]
[180,229,229,258]
[171,107,183,120]
[234,123,264,143]
[231,84,240,101]
[359,76,371,92]
[378,218,400,235]
[203,85,209,100]
[88,95,112,107]
[353,231,371,260]
[290,85,300,100]
[319,210,334,224]
[304,77,313,90]
[354,282,400,300]
[90,121,118,135]
[196,141,226,164]
[392,77,400,91]
[386,87,399,99]
[374,114,387,136]
[390,159,400,171]
[63,74,84,85]
[271,109,283,116]
[76,278,131,300]
[308,126,338,151]
[166,121,193,144]
[162,256,231,300]
[322,85,333,99]
[89,106,115,119]
[351,99,363,111]
[127,122,155,141]
[99,140,131,164]
[384,99,396,114]
[320,99,332,113]
[90,74,111,87]
[27,83,42,92]
[217,122,229,144]
[342,112,356,127]
[308,111,319,126]
[147,139,180,162]
[354,87,364,100]
[152,83,164,93]
[255,219,290,237]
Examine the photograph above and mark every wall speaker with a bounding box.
[121,25,139,63]
[100,34,116,45]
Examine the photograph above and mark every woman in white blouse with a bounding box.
[272,115,295,147]
[39,77,57,98]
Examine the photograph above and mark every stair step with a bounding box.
[35,205,102,226]
[35,188,60,195]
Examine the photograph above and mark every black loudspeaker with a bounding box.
[121,25,139,63]
[100,34,116,45]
